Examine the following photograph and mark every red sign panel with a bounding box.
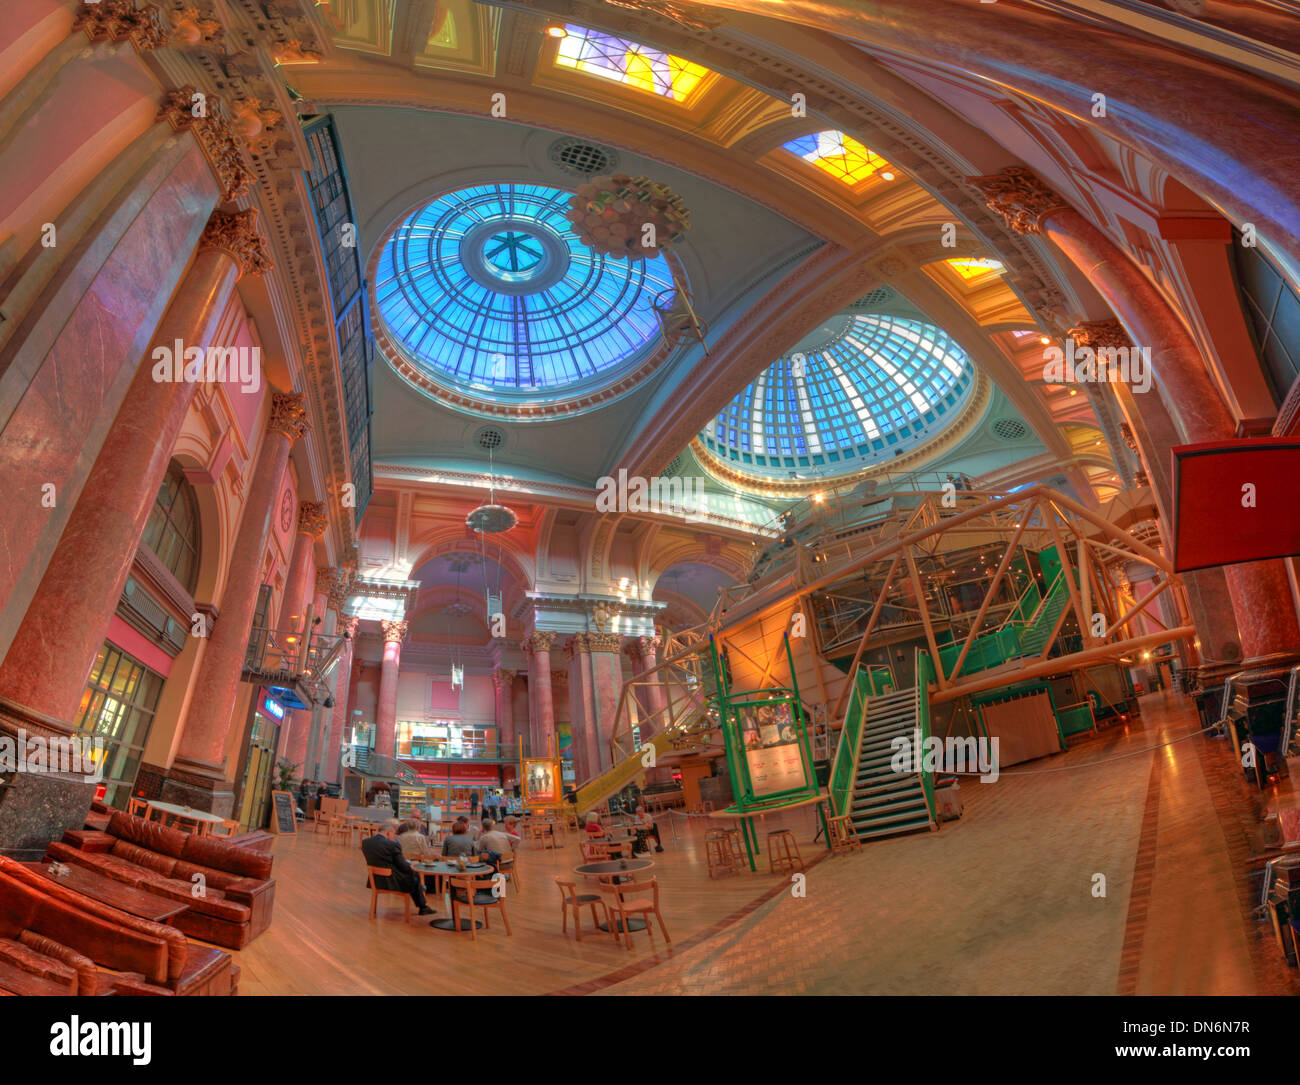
[1171,438,1300,572]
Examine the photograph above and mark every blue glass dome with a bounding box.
[700,315,975,478]
[375,183,676,394]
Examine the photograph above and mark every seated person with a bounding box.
[584,812,607,838]
[396,818,433,860]
[362,820,436,917]
[441,820,479,859]
[502,814,520,839]
[480,821,521,869]
[633,805,664,853]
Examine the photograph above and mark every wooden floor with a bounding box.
[233,692,1300,995]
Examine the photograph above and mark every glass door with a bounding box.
[238,712,279,830]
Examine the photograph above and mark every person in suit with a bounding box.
[362,820,436,917]
[469,790,479,818]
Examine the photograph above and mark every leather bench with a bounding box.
[49,811,275,949]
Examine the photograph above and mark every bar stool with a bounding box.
[705,830,738,879]
[766,829,804,875]
[827,815,862,855]
[720,827,745,866]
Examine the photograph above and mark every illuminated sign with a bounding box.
[263,696,286,720]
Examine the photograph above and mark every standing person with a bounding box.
[484,790,498,823]
[469,790,479,819]
[361,820,436,917]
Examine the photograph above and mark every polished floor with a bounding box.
[236,692,1300,995]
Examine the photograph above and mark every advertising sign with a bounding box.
[523,758,558,804]
[739,702,809,797]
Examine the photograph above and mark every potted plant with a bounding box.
[275,757,299,792]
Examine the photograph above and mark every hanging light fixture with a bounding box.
[443,559,470,691]
[467,443,518,534]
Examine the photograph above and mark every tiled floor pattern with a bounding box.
[593,693,1299,996]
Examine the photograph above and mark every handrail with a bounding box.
[828,667,869,816]
[915,647,938,827]
[1284,665,1300,755]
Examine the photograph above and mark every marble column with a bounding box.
[165,392,309,813]
[522,631,557,759]
[376,619,407,761]
[0,210,266,724]
[322,615,359,784]
[493,668,516,751]
[968,167,1300,663]
[279,507,329,777]
[623,635,667,739]
[566,633,624,782]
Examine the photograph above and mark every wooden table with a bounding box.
[411,861,495,931]
[144,800,227,836]
[21,861,190,924]
[573,859,655,932]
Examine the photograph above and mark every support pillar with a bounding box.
[522,631,557,759]
[968,167,1300,670]
[164,392,309,813]
[566,633,623,783]
[623,635,667,739]
[376,619,406,761]
[322,615,358,785]
[493,669,516,750]
[279,508,328,778]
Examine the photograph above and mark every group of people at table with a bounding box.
[360,804,666,927]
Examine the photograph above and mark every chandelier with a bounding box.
[566,174,691,260]
[451,663,464,690]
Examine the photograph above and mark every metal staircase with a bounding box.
[1016,575,1069,657]
[846,685,936,840]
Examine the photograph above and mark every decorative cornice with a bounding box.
[73,1,169,52]
[167,6,224,48]
[156,87,255,203]
[268,392,310,441]
[568,631,624,655]
[199,209,272,279]
[298,501,328,538]
[602,0,723,31]
[381,619,409,644]
[965,167,1073,237]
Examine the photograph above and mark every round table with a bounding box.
[412,861,495,931]
[144,800,227,833]
[573,859,655,932]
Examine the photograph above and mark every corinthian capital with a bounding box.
[74,1,169,52]
[1068,319,1131,351]
[966,167,1072,236]
[381,619,408,645]
[493,668,515,692]
[156,87,254,202]
[268,392,309,441]
[298,501,328,539]
[522,630,558,655]
[623,635,661,661]
[199,209,272,279]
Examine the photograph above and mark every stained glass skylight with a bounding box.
[946,257,1006,280]
[375,183,676,393]
[553,24,710,103]
[700,315,975,479]
[782,131,891,186]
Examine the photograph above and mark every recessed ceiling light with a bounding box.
[1039,335,1051,345]
[880,171,895,181]
[546,25,568,38]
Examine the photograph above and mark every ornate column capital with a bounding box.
[199,209,272,279]
[586,632,625,655]
[74,1,169,52]
[1068,319,1131,351]
[156,87,254,202]
[298,501,328,539]
[522,630,558,655]
[623,634,662,661]
[343,615,360,638]
[167,6,224,48]
[268,392,309,441]
[493,668,516,692]
[966,167,1073,236]
[380,619,408,645]
[324,568,356,613]
[551,669,569,688]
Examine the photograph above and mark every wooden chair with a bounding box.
[210,818,240,838]
[582,841,615,862]
[827,814,862,855]
[366,866,412,923]
[448,874,511,942]
[127,798,150,819]
[766,829,804,875]
[161,811,210,836]
[328,817,352,846]
[497,851,522,894]
[311,810,332,835]
[555,877,607,941]
[600,877,670,951]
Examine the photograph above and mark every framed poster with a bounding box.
[523,758,559,805]
[739,702,809,797]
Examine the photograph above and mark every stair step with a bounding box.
[852,776,922,797]
[850,794,929,817]
[849,818,933,841]
[850,805,932,830]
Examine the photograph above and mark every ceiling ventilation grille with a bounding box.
[849,286,896,311]
[549,138,619,177]
[475,427,505,451]
[992,418,1029,441]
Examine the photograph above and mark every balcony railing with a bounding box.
[397,743,524,762]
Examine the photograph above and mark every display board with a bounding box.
[523,758,561,806]
[270,789,297,834]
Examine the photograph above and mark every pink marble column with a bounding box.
[279,507,329,776]
[493,668,516,750]
[566,633,624,782]
[376,619,407,760]
[970,168,1300,662]
[0,210,267,722]
[623,635,667,740]
[321,614,358,785]
[522,631,557,759]
[166,392,309,811]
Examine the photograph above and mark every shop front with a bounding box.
[233,689,286,832]
[407,761,503,814]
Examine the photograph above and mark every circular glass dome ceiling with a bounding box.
[698,314,976,480]
[374,183,676,397]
